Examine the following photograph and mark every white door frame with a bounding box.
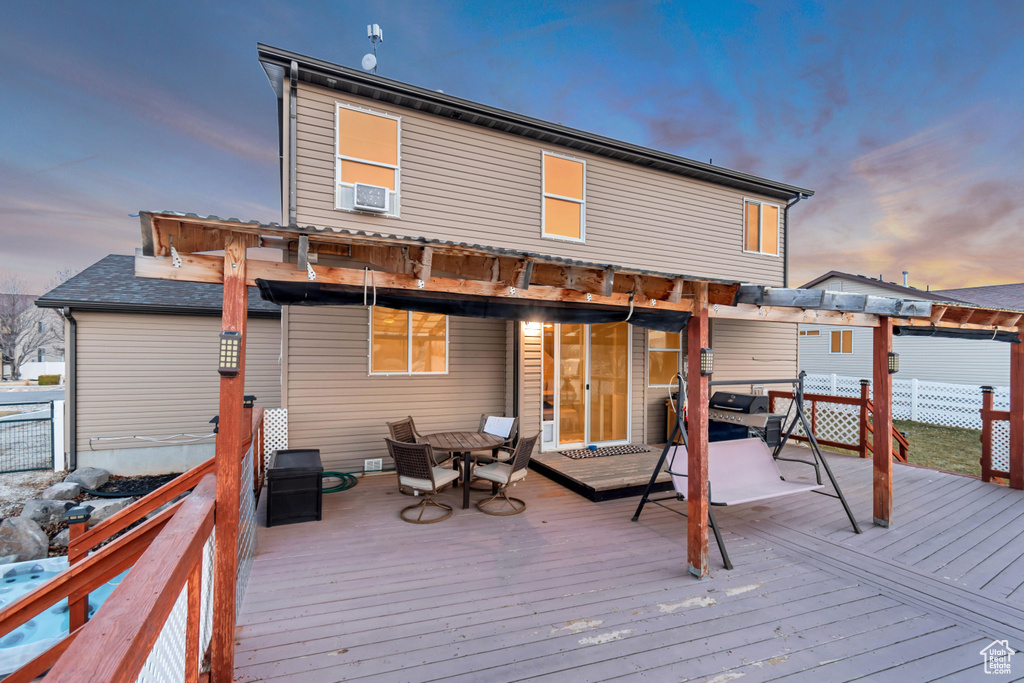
[543,322,632,450]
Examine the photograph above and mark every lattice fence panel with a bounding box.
[237,444,257,615]
[803,375,833,395]
[835,375,866,398]
[813,401,861,446]
[769,397,806,439]
[263,408,288,471]
[198,530,215,673]
[991,420,1011,473]
[134,584,188,683]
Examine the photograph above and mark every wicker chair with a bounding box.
[472,433,539,516]
[385,438,460,524]
[475,414,520,462]
[387,416,454,467]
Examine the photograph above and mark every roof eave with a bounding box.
[256,43,813,202]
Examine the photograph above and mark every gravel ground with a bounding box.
[0,470,66,518]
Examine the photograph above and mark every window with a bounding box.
[370,307,447,374]
[830,330,853,354]
[542,152,585,242]
[37,349,45,362]
[336,104,400,216]
[648,330,682,387]
[743,199,781,256]
[799,330,821,336]
[38,321,45,333]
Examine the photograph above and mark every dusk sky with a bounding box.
[2,1,1022,293]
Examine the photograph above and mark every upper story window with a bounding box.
[370,307,448,375]
[542,152,585,242]
[743,199,780,256]
[336,104,401,216]
[648,330,682,387]
[830,330,853,354]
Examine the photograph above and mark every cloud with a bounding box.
[0,30,275,165]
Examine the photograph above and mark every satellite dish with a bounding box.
[361,53,377,71]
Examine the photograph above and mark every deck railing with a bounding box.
[44,475,217,682]
[980,387,1011,483]
[769,382,907,463]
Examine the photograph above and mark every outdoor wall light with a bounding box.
[219,331,242,377]
[524,321,542,333]
[888,352,900,374]
[699,347,714,377]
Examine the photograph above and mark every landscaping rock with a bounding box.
[65,467,109,490]
[86,498,133,527]
[0,555,18,566]
[52,528,70,548]
[0,518,49,562]
[21,499,75,527]
[40,482,82,500]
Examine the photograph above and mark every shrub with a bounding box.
[37,374,61,386]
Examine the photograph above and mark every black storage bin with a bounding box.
[267,448,323,527]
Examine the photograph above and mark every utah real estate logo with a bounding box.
[980,640,1015,675]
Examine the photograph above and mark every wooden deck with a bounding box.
[529,446,672,501]
[235,448,1024,682]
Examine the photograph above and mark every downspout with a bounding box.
[783,193,805,288]
[288,60,298,226]
[512,323,521,420]
[62,307,77,471]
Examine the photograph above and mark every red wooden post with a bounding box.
[185,560,202,683]
[67,519,89,631]
[873,317,894,527]
[1011,337,1024,490]
[980,386,994,483]
[859,380,870,459]
[686,306,710,578]
[211,234,248,681]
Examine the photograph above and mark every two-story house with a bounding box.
[252,44,812,472]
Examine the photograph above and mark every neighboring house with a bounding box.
[35,255,281,475]
[254,44,809,471]
[798,271,1019,386]
[0,292,64,381]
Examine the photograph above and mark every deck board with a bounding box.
[235,450,1024,682]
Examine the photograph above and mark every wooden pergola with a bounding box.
[134,210,1024,675]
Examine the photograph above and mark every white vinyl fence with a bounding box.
[804,373,1007,431]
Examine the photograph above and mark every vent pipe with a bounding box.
[902,270,909,287]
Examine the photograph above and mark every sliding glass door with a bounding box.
[542,321,630,449]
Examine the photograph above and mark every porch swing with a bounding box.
[632,371,862,569]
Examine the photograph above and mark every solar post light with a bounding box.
[699,347,715,377]
[219,331,242,377]
[888,352,900,374]
[63,505,93,526]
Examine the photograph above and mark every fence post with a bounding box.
[911,379,919,422]
[831,374,838,395]
[981,386,994,483]
[859,380,871,459]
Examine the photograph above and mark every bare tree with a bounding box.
[0,275,61,381]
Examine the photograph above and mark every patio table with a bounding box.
[422,431,506,509]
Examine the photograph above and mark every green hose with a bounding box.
[321,471,358,493]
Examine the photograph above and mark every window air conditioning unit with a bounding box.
[353,183,390,213]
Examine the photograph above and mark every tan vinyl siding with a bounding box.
[711,319,799,393]
[285,307,507,471]
[75,312,281,452]
[294,82,786,286]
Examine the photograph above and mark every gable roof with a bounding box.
[257,44,813,203]
[934,283,1024,310]
[35,255,281,318]
[799,271,961,302]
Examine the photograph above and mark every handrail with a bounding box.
[45,475,217,682]
[70,456,215,564]
[4,626,83,683]
[769,389,908,463]
[0,500,181,641]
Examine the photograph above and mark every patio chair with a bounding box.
[474,414,520,463]
[472,433,539,516]
[385,438,460,524]
[387,416,454,467]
